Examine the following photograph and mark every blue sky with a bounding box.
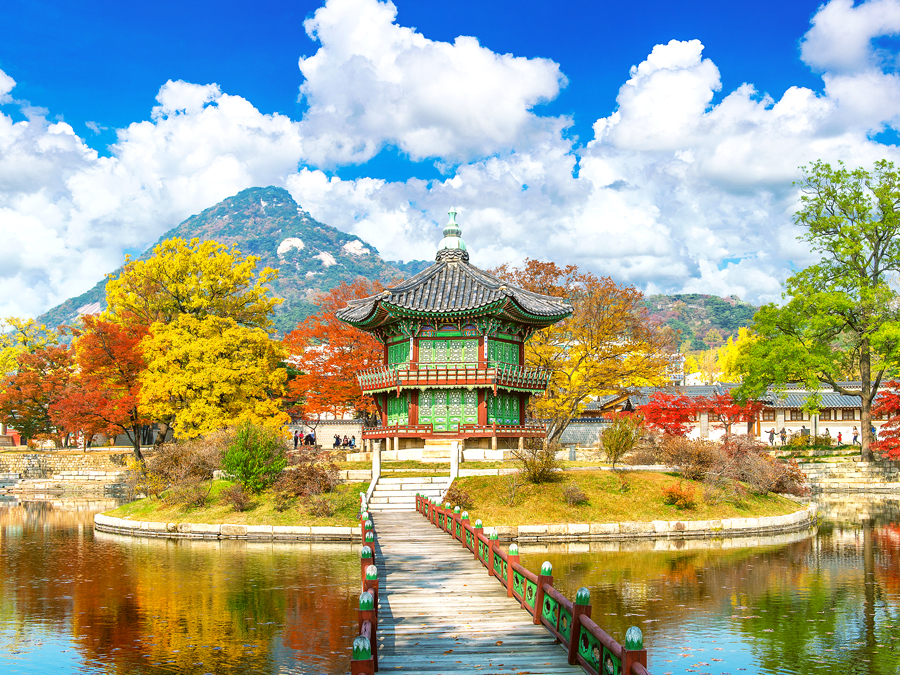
[1,0,899,317]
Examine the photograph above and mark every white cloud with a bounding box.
[5,0,900,319]
[801,0,900,73]
[297,0,567,165]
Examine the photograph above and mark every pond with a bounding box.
[2,496,899,674]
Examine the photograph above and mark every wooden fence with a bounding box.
[413,494,652,675]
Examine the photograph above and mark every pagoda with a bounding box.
[336,208,572,460]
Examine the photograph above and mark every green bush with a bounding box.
[222,422,288,493]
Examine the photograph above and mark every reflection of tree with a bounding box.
[1,502,360,673]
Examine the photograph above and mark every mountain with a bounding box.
[643,293,759,350]
[38,186,430,334]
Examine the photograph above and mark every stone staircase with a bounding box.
[797,453,900,492]
[367,475,451,512]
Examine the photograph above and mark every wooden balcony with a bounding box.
[361,422,546,439]
[357,363,551,395]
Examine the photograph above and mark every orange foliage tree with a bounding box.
[0,342,73,445]
[283,280,384,423]
[50,316,149,459]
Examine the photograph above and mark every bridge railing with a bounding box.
[415,494,651,675]
[351,497,380,674]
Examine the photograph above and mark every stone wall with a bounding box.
[0,450,131,478]
[295,420,363,447]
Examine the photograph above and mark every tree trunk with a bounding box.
[128,427,145,463]
[860,341,875,462]
[154,422,169,447]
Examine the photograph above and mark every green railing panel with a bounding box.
[559,607,573,641]
[493,552,502,576]
[455,522,461,538]
[542,594,558,625]
[502,560,508,582]
[578,631,620,674]
[513,570,525,598]
[525,579,537,609]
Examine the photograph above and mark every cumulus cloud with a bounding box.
[297,0,567,165]
[801,0,900,73]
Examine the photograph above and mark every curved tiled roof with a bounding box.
[336,258,573,324]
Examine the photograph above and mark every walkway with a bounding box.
[371,511,582,674]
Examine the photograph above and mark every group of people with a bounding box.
[766,424,875,446]
[333,434,356,448]
[292,429,316,448]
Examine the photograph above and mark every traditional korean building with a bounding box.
[335,208,572,459]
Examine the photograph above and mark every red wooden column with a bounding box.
[477,390,487,426]
[533,561,553,625]
[478,336,486,367]
[568,587,592,665]
[379,394,387,427]
[410,391,419,425]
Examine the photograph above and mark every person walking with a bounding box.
[768,428,776,446]
[837,431,842,445]
[780,427,787,446]
[293,429,299,449]
[852,426,859,445]
[823,428,831,445]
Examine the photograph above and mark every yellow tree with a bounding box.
[716,327,756,383]
[140,315,289,439]
[103,237,284,441]
[698,349,721,384]
[493,259,675,445]
[105,237,280,330]
[0,318,53,382]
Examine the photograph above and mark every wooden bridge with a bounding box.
[350,497,651,675]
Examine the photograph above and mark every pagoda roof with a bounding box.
[336,209,572,329]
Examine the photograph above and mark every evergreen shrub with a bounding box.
[222,422,287,493]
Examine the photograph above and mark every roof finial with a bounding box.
[436,206,469,263]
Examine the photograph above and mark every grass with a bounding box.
[450,471,803,526]
[104,480,365,527]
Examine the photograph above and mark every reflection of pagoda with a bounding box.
[336,208,572,460]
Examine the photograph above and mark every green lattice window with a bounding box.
[418,339,478,367]
[487,392,520,425]
[388,341,410,365]
[488,339,520,366]
[419,388,478,432]
[386,393,409,425]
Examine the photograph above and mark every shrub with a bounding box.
[600,414,643,469]
[222,422,287,493]
[624,442,661,466]
[563,482,588,506]
[512,438,561,484]
[146,431,227,484]
[306,496,335,518]
[222,483,252,512]
[273,451,339,497]
[445,482,474,509]
[164,476,214,508]
[660,435,718,481]
[502,471,524,507]
[662,481,696,509]
[273,491,294,512]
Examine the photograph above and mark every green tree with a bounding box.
[600,413,643,470]
[737,160,900,461]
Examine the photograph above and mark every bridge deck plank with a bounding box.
[371,512,582,674]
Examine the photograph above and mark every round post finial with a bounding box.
[359,591,375,610]
[575,587,591,605]
[625,626,643,650]
[366,565,378,580]
[352,635,372,660]
[361,545,373,559]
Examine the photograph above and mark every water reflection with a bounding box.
[0,498,359,674]
[521,498,900,675]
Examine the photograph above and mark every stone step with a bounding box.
[370,495,419,505]
[377,476,450,484]
[371,489,444,499]
[366,503,417,511]
[373,482,449,492]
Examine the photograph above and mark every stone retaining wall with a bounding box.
[94,513,359,541]
[494,504,817,542]
[0,451,131,477]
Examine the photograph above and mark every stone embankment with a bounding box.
[93,514,360,541]
[0,450,130,495]
[796,451,900,492]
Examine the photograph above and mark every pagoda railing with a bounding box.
[357,363,551,395]
[361,422,546,439]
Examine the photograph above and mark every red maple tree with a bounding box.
[0,344,73,446]
[50,317,149,459]
[873,382,900,460]
[639,392,696,436]
[283,280,385,422]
